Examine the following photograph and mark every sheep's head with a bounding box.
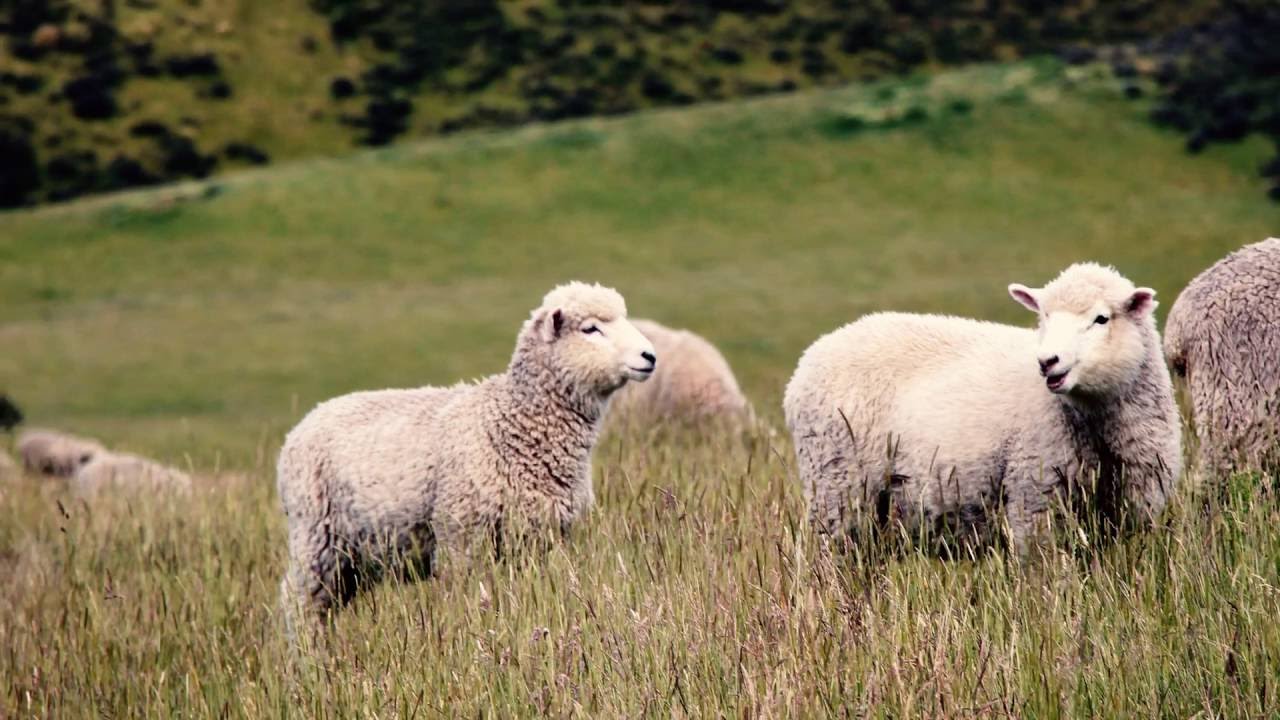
[1009,263,1158,398]
[17,431,101,478]
[521,282,656,398]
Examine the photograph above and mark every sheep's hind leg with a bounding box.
[280,526,360,641]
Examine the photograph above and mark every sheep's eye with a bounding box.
[582,325,601,335]
[1094,315,1109,325]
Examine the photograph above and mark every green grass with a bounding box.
[2,61,1279,716]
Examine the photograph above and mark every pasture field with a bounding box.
[2,61,1279,717]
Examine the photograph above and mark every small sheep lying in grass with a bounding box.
[277,281,657,622]
[72,452,193,494]
[17,429,105,478]
[17,428,190,493]
[607,319,752,429]
[785,262,1181,555]
[1164,238,1280,475]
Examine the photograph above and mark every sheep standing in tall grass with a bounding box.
[607,319,751,429]
[1164,238,1280,475]
[785,263,1181,554]
[277,282,657,622]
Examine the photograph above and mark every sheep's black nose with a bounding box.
[1038,355,1059,375]
[641,351,656,366]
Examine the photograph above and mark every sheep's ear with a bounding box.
[1008,283,1041,313]
[1126,288,1157,319]
[537,308,565,343]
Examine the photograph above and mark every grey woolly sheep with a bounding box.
[277,282,657,622]
[17,429,105,478]
[72,452,193,494]
[607,319,751,428]
[1164,238,1280,475]
[784,262,1181,555]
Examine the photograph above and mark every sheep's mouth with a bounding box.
[1045,369,1071,393]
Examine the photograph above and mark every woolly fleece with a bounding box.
[1164,238,1280,474]
[784,263,1181,553]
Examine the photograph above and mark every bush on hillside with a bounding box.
[1143,1,1280,199]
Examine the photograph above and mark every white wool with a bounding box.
[608,319,751,428]
[17,429,105,478]
[72,452,192,494]
[785,262,1181,553]
[1164,238,1280,475]
[277,281,656,626]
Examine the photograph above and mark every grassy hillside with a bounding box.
[1,0,1225,206]
[3,59,1274,466]
[2,62,1279,716]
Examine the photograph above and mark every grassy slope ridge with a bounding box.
[2,60,1274,466]
[1,0,1224,206]
[2,62,1279,716]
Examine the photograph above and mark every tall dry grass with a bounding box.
[3,423,1277,718]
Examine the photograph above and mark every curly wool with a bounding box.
[17,429,105,478]
[1164,238,1280,474]
[277,282,654,621]
[784,263,1181,553]
[608,319,751,427]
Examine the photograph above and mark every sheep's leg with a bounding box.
[1001,475,1060,562]
[280,516,359,636]
[794,417,884,552]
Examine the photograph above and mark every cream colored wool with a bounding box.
[72,452,192,494]
[785,263,1181,553]
[608,319,751,427]
[1164,238,1280,475]
[277,282,656,621]
[17,429,105,478]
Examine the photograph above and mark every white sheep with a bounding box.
[72,452,193,494]
[607,318,752,429]
[17,429,105,478]
[784,262,1181,554]
[277,281,656,621]
[1164,238,1280,475]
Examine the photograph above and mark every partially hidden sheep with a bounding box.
[17,429,105,478]
[784,262,1181,554]
[277,282,657,621]
[1164,238,1280,475]
[72,452,193,494]
[607,318,751,428]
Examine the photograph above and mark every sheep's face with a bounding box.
[18,433,100,478]
[1010,263,1157,398]
[528,282,657,396]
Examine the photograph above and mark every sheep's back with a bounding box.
[279,384,476,528]
[787,313,1045,465]
[73,452,191,494]
[613,319,748,423]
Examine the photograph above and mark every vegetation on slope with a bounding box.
[3,60,1280,717]
[3,59,1276,463]
[0,0,1224,207]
